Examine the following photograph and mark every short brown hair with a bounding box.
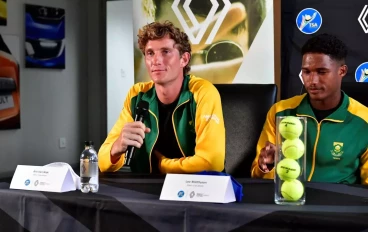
[137,21,191,75]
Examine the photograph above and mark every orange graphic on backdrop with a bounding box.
[0,50,20,124]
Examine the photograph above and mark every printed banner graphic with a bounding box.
[25,4,65,69]
[0,34,20,129]
[133,0,274,84]
[0,0,6,26]
[281,0,368,99]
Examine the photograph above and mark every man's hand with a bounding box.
[258,141,276,172]
[110,122,151,160]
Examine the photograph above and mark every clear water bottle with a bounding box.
[80,141,99,193]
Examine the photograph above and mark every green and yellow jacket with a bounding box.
[251,92,368,185]
[98,75,225,174]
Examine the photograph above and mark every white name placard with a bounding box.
[10,165,76,193]
[160,174,235,203]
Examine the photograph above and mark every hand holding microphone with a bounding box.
[110,101,150,165]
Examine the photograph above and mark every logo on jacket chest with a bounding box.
[330,142,344,160]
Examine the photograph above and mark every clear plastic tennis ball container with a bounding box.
[275,116,307,205]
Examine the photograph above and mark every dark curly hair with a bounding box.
[137,21,191,75]
[301,33,348,63]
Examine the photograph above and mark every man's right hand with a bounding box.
[258,141,276,172]
[110,122,151,160]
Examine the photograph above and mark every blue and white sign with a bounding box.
[296,8,322,34]
[160,174,236,203]
[355,62,368,82]
[177,190,184,198]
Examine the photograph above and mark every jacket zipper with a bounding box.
[296,114,343,181]
[172,100,190,157]
[296,114,319,181]
[148,110,159,174]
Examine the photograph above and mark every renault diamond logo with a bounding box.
[299,71,303,84]
[358,5,368,33]
[171,0,231,44]
[190,191,195,198]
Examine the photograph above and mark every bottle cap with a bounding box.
[84,141,94,146]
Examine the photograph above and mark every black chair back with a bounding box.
[215,84,277,177]
[341,82,368,107]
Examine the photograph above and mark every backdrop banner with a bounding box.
[281,0,368,99]
[132,0,274,84]
[0,34,20,130]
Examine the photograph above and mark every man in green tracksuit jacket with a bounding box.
[98,21,225,174]
[252,33,368,185]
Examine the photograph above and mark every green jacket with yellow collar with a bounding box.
[251,92,368,185]
[98,75,225,174]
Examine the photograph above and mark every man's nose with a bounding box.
[309,72,319,84]
[152,53,163,64]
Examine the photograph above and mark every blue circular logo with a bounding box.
[177,190,184,198]
[296,8,322,34]
[355,62,368,82]
[24,179,30,186]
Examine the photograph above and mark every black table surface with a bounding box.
[0,171,368,232]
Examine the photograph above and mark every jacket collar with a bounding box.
[296,91,349,122]
[141,75,191,107]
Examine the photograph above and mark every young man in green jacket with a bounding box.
[98,21,225,174]
[252,33,368,185]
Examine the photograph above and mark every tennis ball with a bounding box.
[276,158,301,181]
[281,179,304,201]
[279,116,303,140]
[282,138,305,160]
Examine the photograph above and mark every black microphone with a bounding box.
[124,100,149,166]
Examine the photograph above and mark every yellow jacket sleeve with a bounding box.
[360,148,368,185]
[158,82,225,174]
[251,104,277,179]
[98,89,134,172]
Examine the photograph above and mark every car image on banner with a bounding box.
[0,34,20,129]
[25,4,65,69]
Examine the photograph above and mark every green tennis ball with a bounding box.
[279,116,303,140]
[276,158,301,181]
[281,179,304,201]
[282,138,305,160]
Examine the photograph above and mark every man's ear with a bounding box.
[180,52,190,67]
[339,64,348,78]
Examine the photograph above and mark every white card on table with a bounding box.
[159,174,236,203]
[10,165,76,193]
